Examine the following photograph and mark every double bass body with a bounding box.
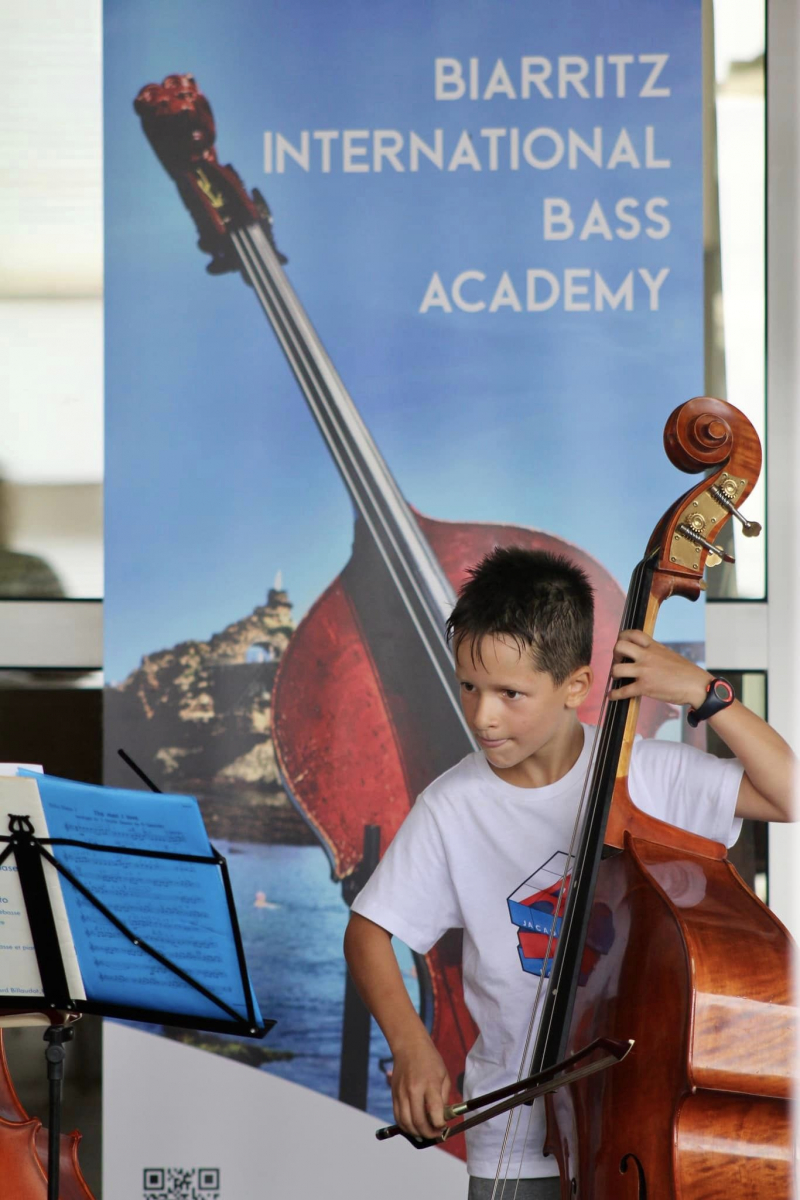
[545,833,793,1197]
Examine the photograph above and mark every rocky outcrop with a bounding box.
[104,586,316,844]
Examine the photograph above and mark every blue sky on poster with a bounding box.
[104,0,703,682]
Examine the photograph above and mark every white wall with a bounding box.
[765,0,800,936]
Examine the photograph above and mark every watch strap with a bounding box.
[687,677,735,727]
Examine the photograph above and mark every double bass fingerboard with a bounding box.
[530,554,656,1075]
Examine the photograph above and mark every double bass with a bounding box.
[537,397,793,1197]
[133,73,676,1155]
[380,398,794,1198]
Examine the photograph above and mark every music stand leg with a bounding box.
[44,1024,74,1200]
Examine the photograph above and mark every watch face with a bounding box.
[711,679,734,704]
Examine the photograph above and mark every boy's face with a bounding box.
[454,633,591,774]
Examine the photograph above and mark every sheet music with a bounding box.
[27,774,263,1026]
[0,776,86,1003]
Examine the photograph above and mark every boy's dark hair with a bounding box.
[446,547,594,684]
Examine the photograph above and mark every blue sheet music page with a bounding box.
[24,773,263,1028]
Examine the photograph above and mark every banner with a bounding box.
[103,1,703,1195]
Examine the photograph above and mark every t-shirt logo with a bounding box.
[507,851,570,977]
[508,851,616,982]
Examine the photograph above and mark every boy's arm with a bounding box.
[343,912,451,1138]
[611,630,795,822]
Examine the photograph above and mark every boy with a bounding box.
[343,548,794,1200]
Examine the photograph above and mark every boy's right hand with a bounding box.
[342,914,454,1138]
[390,1031,452,1140]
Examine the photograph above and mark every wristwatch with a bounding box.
[687,677,735,726]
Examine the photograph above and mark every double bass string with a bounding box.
[491,670,620,1197]
[230,225,442,611]
[489,703,604,1200]
[532,558,647,1057]
[488,628,627,1197]
[234,225,455,632]
[230,218,486,1099]
[538,556,649,1034]
[230,224,473,739]
[494,707,613,1199]
[489,560,648,1199]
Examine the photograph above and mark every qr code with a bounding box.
[143,1167,220,1199]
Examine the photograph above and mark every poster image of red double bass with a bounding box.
[110,69,657,1159]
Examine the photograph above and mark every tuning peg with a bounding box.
[740,516,763,538]
[677,524,734,566]
[710,484,762,538]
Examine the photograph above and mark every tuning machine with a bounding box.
[709,483,762,538]
[676,524,734,568]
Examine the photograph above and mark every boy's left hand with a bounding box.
[610,630,711,709]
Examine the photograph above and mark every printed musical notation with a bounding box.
[6,773,262,1026]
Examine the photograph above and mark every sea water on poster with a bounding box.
[103,0,703,1127]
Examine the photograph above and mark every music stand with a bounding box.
[0,773,273,1200]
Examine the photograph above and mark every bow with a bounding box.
[375,1035,632,1147]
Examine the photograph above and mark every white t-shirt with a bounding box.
[351,726,743,1179]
